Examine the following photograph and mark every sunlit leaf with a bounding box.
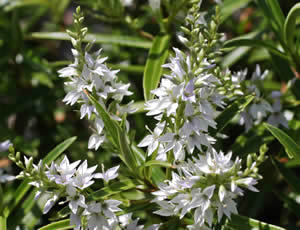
[143,34,170,100]
[264,123,300,159]
[38,219,73,230]
[28,32,152,49]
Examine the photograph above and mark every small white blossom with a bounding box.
[0,140,12,152]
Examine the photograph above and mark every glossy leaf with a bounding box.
[284,3,300,52]
[43,136,77,164]
[38,219,73,230]
[28,32,152,49]
[219,0,252,23]
[0,216,6,230]
[85,92,119,147]
[2,0,48,11]
[88,179,138,200]
[224,214,285,230]
[86,93,138,171]
[256,0,284,41]
[142,160,173,169]
[143,34,170,100]
[224,38,287,59]
[264,123,300,159]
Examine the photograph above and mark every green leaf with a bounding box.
[118,128,138,170]
[224,214,285,230]
[7,137,77,216]
[49,206,70,221]
[224,38,287,60]
[38,219,73,230]
[272,157,300,193]
[0,185,3,214]
[2,0,48,11]
[85,92,119,147]
[143,34,170,100]
[265,0,285,31]
[284,3,300,52]
[107,64,145,73]
[219,0,252,23]
[86,93,138,171]
[142,160,173,169]
[256,0,284,41]
[264,123,300,159]
[221,30,260,68]
[0,216,6,230]
[211,95,254,135]
[43,136,77,164]
[88,179,138,200]
[28,32,152,49]
[221,47,251,68]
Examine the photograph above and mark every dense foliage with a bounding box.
[0,0,300,229]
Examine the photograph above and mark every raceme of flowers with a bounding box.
[6,2,275,230]
[58,11,134,152]
[10,152,162,230]
[234,65,289,131]
[140,48,225,161]
[152,148,264,229]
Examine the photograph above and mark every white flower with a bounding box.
[72,160,98,189]
[95,165,120,182]
[66,184,87,214]
[0,140,11,152]
[138,122,165,156]
[152,149,260,226]
[43,192,60,214]
[48,156,80,185]
[88,118,106,150]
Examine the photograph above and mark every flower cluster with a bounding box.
[233,65,289,131]
[9,150,125,230]
[152,148,265,229]
[58,8,134,151]
[140,48,225,161]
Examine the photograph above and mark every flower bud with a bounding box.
[247,154,253,168]
[16,152,21,162]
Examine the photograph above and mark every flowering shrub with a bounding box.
[1,0,300,230]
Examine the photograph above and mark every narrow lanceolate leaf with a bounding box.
[272,157,300,193]
[85,92,138,170]
[2,0,48,11]
[224,214,285,230]
[224,38,287,59]
[143,34,171,101]
[43,136,77,164]
[28,32,152,49]
[7,137,77,216]
[142,160,173,169]
[256,0,284,41]
[88,179,137,200]
[85,92,119,147]
[265,0,285,31]
[38,219,73,230]
[211,95,254,135]
[283,3,300,51]
[0,216,6,230]
[219,0,252,23]
[264,123,300,159]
